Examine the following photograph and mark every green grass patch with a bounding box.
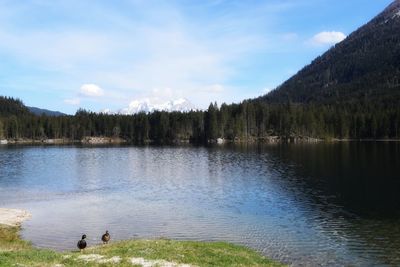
[0,224,285,266]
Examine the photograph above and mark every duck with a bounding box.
[102,230,110,244]
[77,234,87,252]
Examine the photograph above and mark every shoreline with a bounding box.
[1,137,400,146]
[0,209,284,266]
[0,137,128,145]
[0,208,31,227]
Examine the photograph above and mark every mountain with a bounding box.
[0,96,31,116]
[260,0,400,104]
[28,107,65,117]
[0,96,65,117]
[117,98,197,115]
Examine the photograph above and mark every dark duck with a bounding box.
[77,234,87,252]
[102,230,110,244]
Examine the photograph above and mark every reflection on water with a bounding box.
[0,143,399,266]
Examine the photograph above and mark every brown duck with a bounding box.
[101,230,110,244]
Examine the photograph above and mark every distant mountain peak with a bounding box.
[28,106,65,117]
[103,98,197,115]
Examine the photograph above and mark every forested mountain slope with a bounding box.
[261,0,400,104]
[0,97,31,116]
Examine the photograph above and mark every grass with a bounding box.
[0,225,61,267]
[0,224,285,267]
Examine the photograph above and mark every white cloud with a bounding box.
[310,31,346,45]
[80,84,104,97]
[64,98,81,105]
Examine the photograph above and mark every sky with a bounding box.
[0,0,394,114]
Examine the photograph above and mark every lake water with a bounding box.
[0,143,400,266]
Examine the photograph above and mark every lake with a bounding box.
[0,143,399,266]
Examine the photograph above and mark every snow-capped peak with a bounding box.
[173,98,187,105]
[116,98,197,115]
[100,108,113,114]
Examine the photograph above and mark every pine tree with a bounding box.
[0,119,4,139]
[205,103,218,141]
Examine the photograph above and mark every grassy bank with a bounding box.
[0,224,284,267]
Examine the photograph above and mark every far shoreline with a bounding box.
[1,136,400,147]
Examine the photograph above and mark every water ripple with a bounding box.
[0,144,399,266]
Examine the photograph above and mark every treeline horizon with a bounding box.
[1,96,399,144]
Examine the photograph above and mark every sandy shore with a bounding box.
[0,208,31,227]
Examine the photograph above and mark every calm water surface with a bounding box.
[0,143,400,266]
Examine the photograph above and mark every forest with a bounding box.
[1,96,399,144]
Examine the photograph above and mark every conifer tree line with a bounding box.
[0,96,399,143]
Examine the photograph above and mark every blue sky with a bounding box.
[0,0,393,114]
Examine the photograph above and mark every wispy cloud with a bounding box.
[0,0,367,113]
[0,1,306,109]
